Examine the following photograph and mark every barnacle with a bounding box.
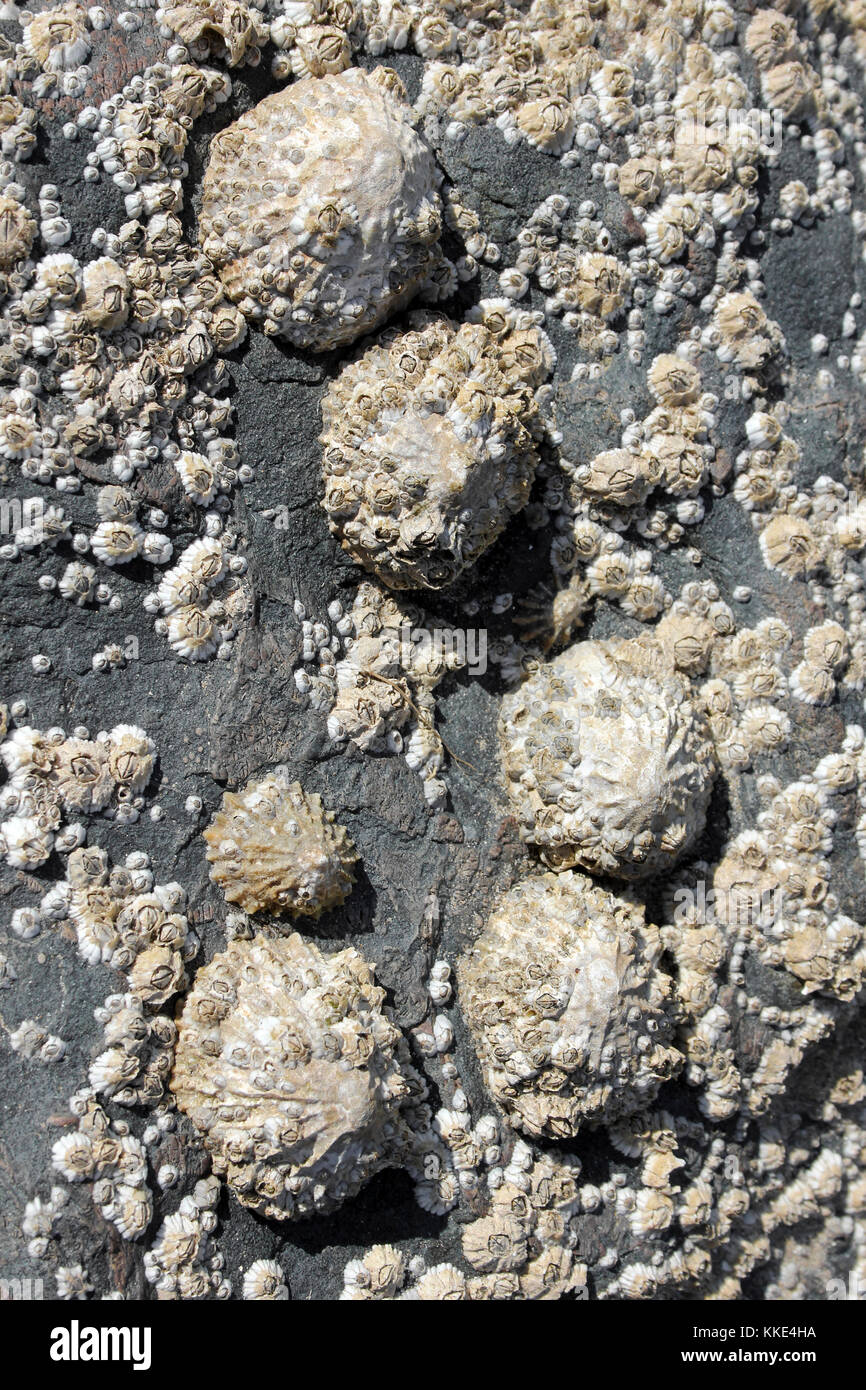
[22,3,91,71]
[573,253,631,319]
[759,514,822,578]
[745,10,801,70]
[82,258,130,332]
[0,196,36,269]
[203,771,358,918]
[166,606,218,661]
[91,520,143,566]
[618,156,662,207]
[103,725,155,793]
[462,1213,528,1272]
[761,61,817,120]
[410,1264,466,1300]
[713,291,783,373]
[175,451,219,505]
[200,67,444,350]
[319,305,552,589]
[804,621,849,673]
[499,636,716,879]
[55,740,113,814]
[171,934,426,1218]
[574,448,659,507]
[1,816,54,869]
[341,1244,406,1300]
[458,871,682,1138]
[515,96,575,155]
[0,93,36,162]
[158,0,269,66]
[647,354,701,407]
[645,193,712,264]
[242,1259,289,1300]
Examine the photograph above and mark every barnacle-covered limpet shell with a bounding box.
[204,772,358,918]
[458,870,682,1138]
[319,305,553,590]
[499,636,716,879]
[171,933,425,1218]
[199,66,444,350]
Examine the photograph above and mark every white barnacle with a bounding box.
[243,1259,289,1300]
[164,606,217,661]
[52,1131,95,1181]
[2,815,54,868]
[91,520,143,566]
[174,450,219,505]
[58,561,98,605]
[55,1264,93,1300]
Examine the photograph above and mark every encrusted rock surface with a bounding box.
[2,0,866,1307]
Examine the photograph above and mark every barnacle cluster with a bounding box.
[458,872,682,1139]
[0,59,256,668]
[499,635,717,879]
[52,1097,153,1243]
[0,722,156,868]
[171,933,427,1218]
[157,0,269,67]
[203,770,358,918]
[200,66,445,349]
[10,1018,67,1064]
[293,581,464,806]
[341,1140,587,1299]
[663,730,866,1121]
[143,1176,226,1299]
[5,824,198,1249]
[319,301,554,590]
